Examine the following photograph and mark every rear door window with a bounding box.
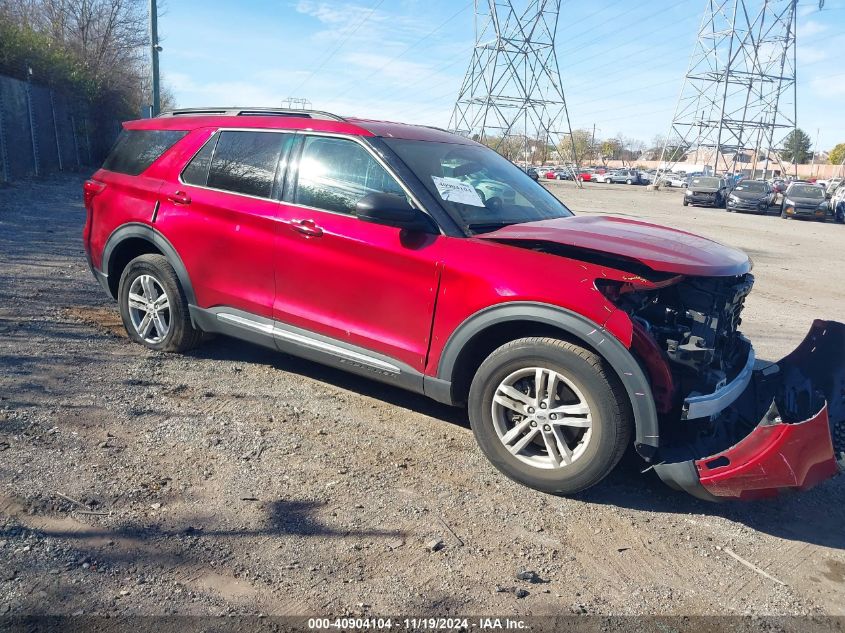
[102,129,187,175]
[206,131,291,199]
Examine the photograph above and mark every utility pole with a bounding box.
[149,0,161,116]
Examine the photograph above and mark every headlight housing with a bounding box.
[685,189,693,195]
[729,195,740,203]
[784,198,795,207]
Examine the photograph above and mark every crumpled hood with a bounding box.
[476,215,752,277]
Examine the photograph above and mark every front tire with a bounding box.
[118,254,203,353]
[468,337,632,495]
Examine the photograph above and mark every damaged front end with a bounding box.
[654,320,845,500]
[603,275,845,500]
[478,217,844,500]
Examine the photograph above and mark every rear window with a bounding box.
[102,129,187,175]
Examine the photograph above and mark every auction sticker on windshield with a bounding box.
[431,176,485,207]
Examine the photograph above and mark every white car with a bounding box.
[659,174,689,188]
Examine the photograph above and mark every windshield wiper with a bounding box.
[465,221,523,234]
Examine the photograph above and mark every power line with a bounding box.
[361,0,697,114]
[289,0,387,96]
[327,0,474,102]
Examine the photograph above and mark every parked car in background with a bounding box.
[726,180,776,213]
[576,169,594,182]
[660,174,689,188]
[781,182,828,220]
[831,184,845,223]
[824,178,843,199]
[598,169,639,184]
[524,166,539,182]
[553,169,572,180]
[82,106,845,502]
[771,179,786,194]
[683,176,730,208]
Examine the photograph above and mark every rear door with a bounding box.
[156,129,293,318]
[273,133,444,372]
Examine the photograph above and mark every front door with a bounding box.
[273,134,444,372]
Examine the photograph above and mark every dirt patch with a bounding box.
[62,305,127,338]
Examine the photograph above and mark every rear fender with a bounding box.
[101,223,197,306]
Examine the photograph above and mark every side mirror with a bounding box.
[356,193,435,233]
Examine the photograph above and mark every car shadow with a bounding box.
[184,335,469,429]
[579,457,845,551]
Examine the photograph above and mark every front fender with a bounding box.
[428,302,660,460]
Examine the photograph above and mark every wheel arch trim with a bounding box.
[100,223,197,306]
[433,302,660,459]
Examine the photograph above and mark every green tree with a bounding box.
[780,128,813,164]
[829,143,845,166]
[558,129,592,164]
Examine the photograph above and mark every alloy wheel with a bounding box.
[491,367,593,470]
[127,274,171,344]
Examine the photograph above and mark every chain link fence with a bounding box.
[0,73,120,184]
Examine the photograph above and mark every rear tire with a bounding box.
[118,254,203,353]
[468,337,632,495]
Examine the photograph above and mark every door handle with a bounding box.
[167,190,191,205]
[291,219,323,237]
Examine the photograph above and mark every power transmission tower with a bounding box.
[449,0,578,170]
[657,0,798,179]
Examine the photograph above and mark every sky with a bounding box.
[159,0,845,152]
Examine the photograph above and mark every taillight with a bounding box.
[83,179,106,208]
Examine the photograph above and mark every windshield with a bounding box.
[734,181,767,193]
[691,177,721,188]
[789,185,824,198]
[383,138,573,234]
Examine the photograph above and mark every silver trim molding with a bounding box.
[683,339,756,420]
[216,312,400,375]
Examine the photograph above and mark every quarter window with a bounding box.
[206,131,289,199]
[294,136,405,215]
[102,129,187,175]
[181,134,219,186]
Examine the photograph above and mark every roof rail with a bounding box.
[157,107,345,121]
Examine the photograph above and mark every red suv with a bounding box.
[83,108,844,501]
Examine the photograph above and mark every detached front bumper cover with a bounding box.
[656,320,845,501]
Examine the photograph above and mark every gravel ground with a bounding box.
[1,175,844,618]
